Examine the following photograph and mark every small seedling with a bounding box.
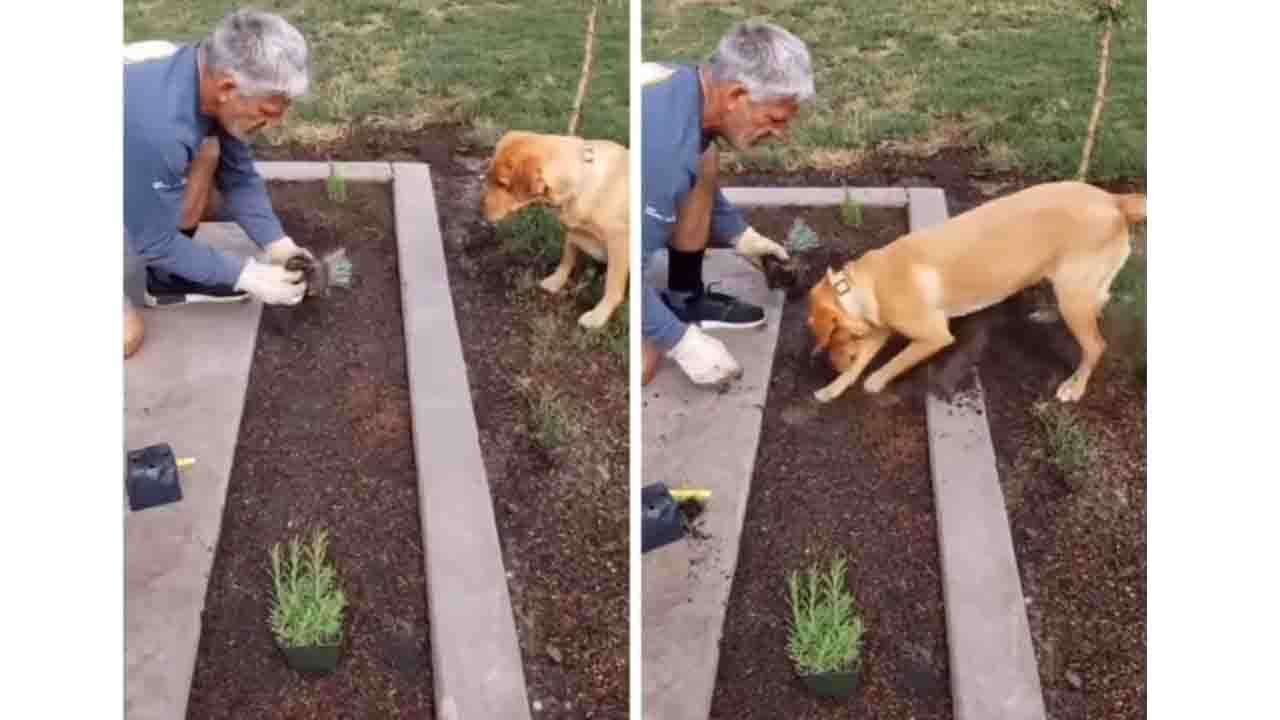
[839,186,864,227]
[326,164,348,204]
[1032,402,1091,479]
[787,556,864,676]
[527,384,578,450]
[497,206,565,262]
[787,217,822,254]
[269,530,347,649]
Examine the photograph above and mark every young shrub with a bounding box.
[787,556,864,676]
[326,164,348,204]
[269,530,347,649]
[786,217,822,255]
[839,185,864,227]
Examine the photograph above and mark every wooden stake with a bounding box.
[567,0,600,136]
[1078,0,1119,181]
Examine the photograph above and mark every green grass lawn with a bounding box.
[125,0,629,145]
[644,0,1146,180]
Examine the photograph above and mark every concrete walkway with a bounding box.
[124,223,262,720]
[641,250,785,720]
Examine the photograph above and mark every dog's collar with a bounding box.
[831,268,860,317]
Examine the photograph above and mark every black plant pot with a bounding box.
[279,640,341,674]
[800,664,861,698]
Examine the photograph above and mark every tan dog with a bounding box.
[482,130,630,329]
[808,181,1146,404]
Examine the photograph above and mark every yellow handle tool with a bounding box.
[176,457,196,470]
[669,488,711,503]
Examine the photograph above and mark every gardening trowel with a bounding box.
[285,249,353,298]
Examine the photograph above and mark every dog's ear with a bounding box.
[808,301,838,357]
[513,154,547,199]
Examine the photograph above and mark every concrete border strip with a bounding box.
[723,186,908,207]
[392,162,532,720]
[257,161,393,183]
[909,187,1047,720]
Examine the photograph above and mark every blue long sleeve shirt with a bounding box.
[124,43,286,286]
[641,63,749,350]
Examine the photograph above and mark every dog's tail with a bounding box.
[1114,193,1146,224]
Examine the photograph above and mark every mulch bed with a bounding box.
[977,288,1147,719]
[187,181,433,718]
[716,143,1146,720]
[256,126,629,718]
[710,206,954,719]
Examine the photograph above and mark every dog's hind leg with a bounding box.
[540,232,582,293]
[580,231,629,329]
[1052,240,1131,402]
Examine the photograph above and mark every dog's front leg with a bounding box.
[814,331,890,403]
[540,234,581,294]
[863,332,954,394]
[579,230,629,329]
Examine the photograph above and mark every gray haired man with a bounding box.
[123,8,315,337]
[641,21,815,386]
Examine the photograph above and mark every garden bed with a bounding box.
[977,272,1147,720]
[710,205,953,719]
[259,126,629,716]
[187,181,432,717]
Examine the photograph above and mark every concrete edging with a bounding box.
[391,162,532,720]
[723,186,908,208]
[909,188,1047,720]
[257,161,394,183]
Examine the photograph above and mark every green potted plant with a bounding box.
[269,530,347,674]
[786,556,865,697]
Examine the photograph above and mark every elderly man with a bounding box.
[124,9,316,356]
[641,21,815,386]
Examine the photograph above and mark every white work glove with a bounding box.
[733,227,790,270]
[235,258,305,305]
[667,325,743,386]
[265,235,316,266]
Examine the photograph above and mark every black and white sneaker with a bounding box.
[661,284,765,330]
[143,267,248,308]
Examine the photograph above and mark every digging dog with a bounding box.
[807,181,1146,404]
[482,130,630,329]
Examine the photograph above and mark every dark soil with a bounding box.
[711,206,955,720]
[258,125,629,717]
[729,142,1148,718]
[979,292,1147,720]
[187,181,433,718]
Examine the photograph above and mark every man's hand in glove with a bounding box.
[667,325,743,386]
[265,235,316,267]
[733,227,789,270]
[235,258,305,305]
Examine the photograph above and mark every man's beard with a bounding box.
[224,118,265,141]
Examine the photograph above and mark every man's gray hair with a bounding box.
[709,21,815,104]
[203,9,310,98]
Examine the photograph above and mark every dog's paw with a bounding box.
[863,373,887,394]
[578,307,610,329]
[814,385,839,404]
[539,274,569,294]
[1055,375,1085,403]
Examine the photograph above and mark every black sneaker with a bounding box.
[661,284,765,330]
[144,267,248,308]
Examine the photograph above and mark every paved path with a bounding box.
[641,250,785,720]
[124,223,262,720]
